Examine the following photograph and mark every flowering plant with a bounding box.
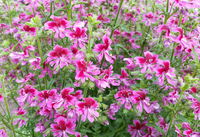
[0,0,200,137]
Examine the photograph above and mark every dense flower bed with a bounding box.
[0,0,200,137]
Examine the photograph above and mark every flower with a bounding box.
[175,125,183,137]
[29,57,42,70]
[47,45,72,70]
[107,103,121,120]
[0,94,4,101]
[133,90,152,113]
[116,69,130,86]
[182,122,193,136]
[127,120,147,137]
[114,89,135,110]
[93,35,115,64]
[13,107,28,128]
[142,12,156,26]
[155,60,176,86]
[68,22,87,48]
[135,51,159,73]
[44,15,70,38]
[191,98,200,120]
[76,97,99,122]
[157,24,171,37]
[0,129,8,137]
[51,116,76,137]
[75,60,100,84]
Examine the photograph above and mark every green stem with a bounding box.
[164,0,169,24]
[50,2,53,16]
[1,78,16,137]
[192,67,198,78]
[166,89,185,137]
[36,70,42,90]
[110,0,124,38]
[67,0,72,20]
[35,27,43,63]
[83,83,89,98]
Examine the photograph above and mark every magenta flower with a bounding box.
[127,120,147,137]
[13,107,27,128]
[68,23,87,48]
[44,15,70,38]
[114,89,134,110]
[93,35,115,64]
[97,14,110,23]
[175,125,183,137]
[76,97,99,123]
[16,84,38,106]
[54,88,75,109]
[29,57,42,70]
[75,60,100,84]
[142,12,156,26]
[182,122,193,136]
[22,24,36,35]
[35,120,47,136]
[155,60,176,86]
[133,90,152,113]
[124,58,137,70]
[38,89,57,108]
[135,51,159,73]
[157,24,171,37]
[0,129,7,137]
[144,127,159,137]
[116,69,130,86]
[47,45,72,70]
[51,116,76,137]
[191,98,200,120]
[107,103,121,120]
[0,94,4,101]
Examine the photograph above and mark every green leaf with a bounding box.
[120,24,130,33]
[72,1,88,8]
[156,4,167,15]
[176,113,189,124]
[191,94,200,103]
[114,44,131,57]
[146,123,165,136]
[12,115,27,121]
[191,47,199,64]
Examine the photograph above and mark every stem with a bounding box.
[140,25,147,55]
[36,70,42,90]
[1,78,16,137]
[50,2,53,16]
[83,83,89,98]
[192,67,198,78]
[67,0,72,20]
[164,0,169,24]
[110,0,124,38]
[35,27,43,63]
[166,89,185,137]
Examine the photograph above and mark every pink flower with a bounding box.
[54,88,75,109]
[13,107,27,128]
[107,103,121,120]
[51,116,76,137]
[97,14,110,23]
[144,127,159,137]
[135,51,159,73]
[22,24,36,35]
[0,94,4,101]
[47,45,72,70]
[93,35,115,64]
[75,60,100,84]
[44,15,70,38]
[142,12,156,26]
[133,90,152,113]
[155,60,176,86]
[29,57,42,70]
[0,129,8,137]
[114,89,135,110]
[68,23,87,48]
[182,122,193,137]
[76,97,99,123]
[127,120,147,137]
[124,58,137,70]
[191,98,200,120]
[116,69,130,86]
[38,89,57,108]
[16,85,38,106]
[157,24,171,37]
[175,125,183,137]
